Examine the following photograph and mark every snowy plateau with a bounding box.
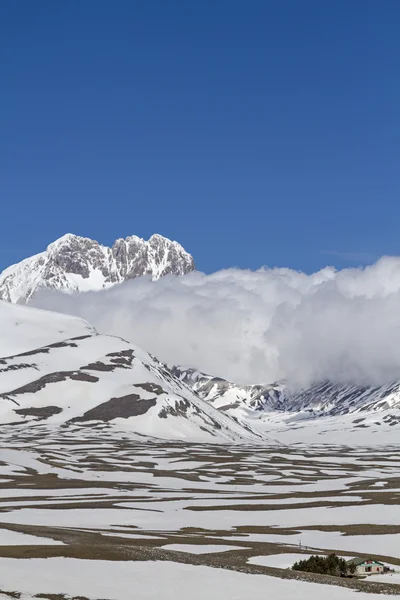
[1,241,400,599]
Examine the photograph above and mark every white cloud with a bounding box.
[33,257,400,387]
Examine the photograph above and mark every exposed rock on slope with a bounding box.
[0,302,260,442]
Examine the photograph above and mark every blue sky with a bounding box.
[1,0,399,274]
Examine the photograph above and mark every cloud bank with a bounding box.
[33,257,400,387]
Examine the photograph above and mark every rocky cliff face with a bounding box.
[0,233,195,303]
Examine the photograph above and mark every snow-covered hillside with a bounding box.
[0,300,94,357]
[0,302,259,442]
[0,233,195,303]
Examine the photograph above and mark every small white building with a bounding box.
[348,558,385,575]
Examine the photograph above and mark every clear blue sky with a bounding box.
[1,1,399,274]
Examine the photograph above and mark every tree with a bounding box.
[348,562,357,576]
[292,554,355,577]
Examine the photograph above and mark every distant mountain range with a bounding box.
[1,234,400,442]
[0,233,195,303]
[171,365,400,437]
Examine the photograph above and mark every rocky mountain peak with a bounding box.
[0,233,195,303]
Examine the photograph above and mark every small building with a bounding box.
[347,558,385,575]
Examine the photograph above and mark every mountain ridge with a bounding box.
[171,365,400,425]
[0,233,195,303]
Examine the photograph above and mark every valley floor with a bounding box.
[0,425,400,599]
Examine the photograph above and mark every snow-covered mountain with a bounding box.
[0,233,195,303]
[0,301,259,442]
[171,366,400,434]
[171,366,285,411]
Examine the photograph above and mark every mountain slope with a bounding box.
[0,303,260,442]
[171,366,400,435]
[0,233,195,303]
[0,300,94,357]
